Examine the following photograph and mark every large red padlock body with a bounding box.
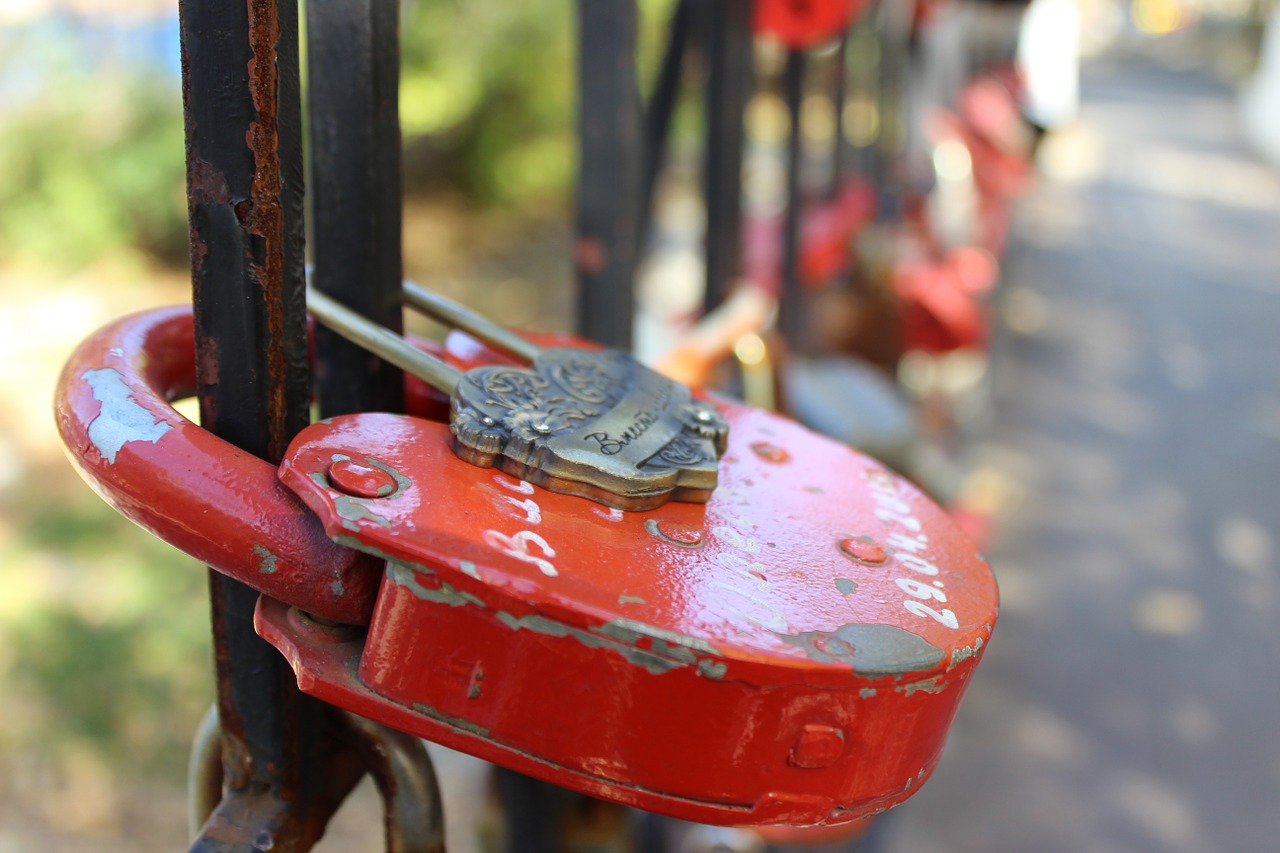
[273,394,997,827]
[55,306,997,828]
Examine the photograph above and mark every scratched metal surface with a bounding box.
[883,54,1280,853]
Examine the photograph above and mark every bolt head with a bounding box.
[749,441,790,463]
[839,536,887,564]
[327,458,398,499]
[789,724,846,769]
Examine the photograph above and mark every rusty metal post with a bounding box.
[575,0,641,349]
[179,0,365,849]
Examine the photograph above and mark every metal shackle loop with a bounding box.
[54,306,382,625]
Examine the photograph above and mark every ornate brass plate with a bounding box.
[306,285,730,511]
[451,348,729,511]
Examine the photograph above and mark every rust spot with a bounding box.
[234,198,255,224]
[245,0,290,464]
[197,336,221,385]
[575,237,607,275]
[186,157,230,276]
[188,156,232,205]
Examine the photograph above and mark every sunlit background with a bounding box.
[1,0,1278,851]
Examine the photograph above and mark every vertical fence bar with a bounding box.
[701,0,753,315]
[575,0,641,349]
[182,0,310,459]
[778,48,807,345]
[637,0,692,250]
[494,2,645,845]
[179,0,361,848]
[307,0,406,417]
[876,0,915,220]
[828,32,849,200]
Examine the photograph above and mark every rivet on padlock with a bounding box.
[306,283,729,511]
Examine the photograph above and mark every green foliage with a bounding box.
[0,73,188,270]
[0,485,212,776]
[399,0,577,203]
[0,2,685,270]
[397,0,678,204]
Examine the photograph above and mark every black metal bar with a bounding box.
[875,0,915,220]
[575,0,641,349]
[179,1,363,849]
[637,0,693,250]
[182,0,310,461]
[307,0,406,418]
[497,768,558,853]
[778,48,807,346]
[846,13,878,182]
[701,0,753,315]
[829,32,849,200]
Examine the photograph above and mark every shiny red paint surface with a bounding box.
[754,0,869,48]
[743,179,876,296]
[277,399,998,826]
[53,307,382,624]
[893,249,993,355]
[58,306,999,826]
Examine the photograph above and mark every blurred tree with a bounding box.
[0,1,681,271]
[399,0,577,203]
[0,77,187,269]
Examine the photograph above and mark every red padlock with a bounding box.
[743,178,877,295]
[754,0,871,49]
[56,304,998,830]
[893,246,996,355]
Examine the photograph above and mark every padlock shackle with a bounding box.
[55,306,382,625]
[307,281,544,396]
[402,280,541,363]
[307,286,464,393]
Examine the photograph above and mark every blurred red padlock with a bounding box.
[755,0,870,49]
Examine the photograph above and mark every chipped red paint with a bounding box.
[57,305,998,827]
[53,307,382,625]
[267,363,999,827]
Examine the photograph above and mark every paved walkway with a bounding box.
[882,54,1280,853]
